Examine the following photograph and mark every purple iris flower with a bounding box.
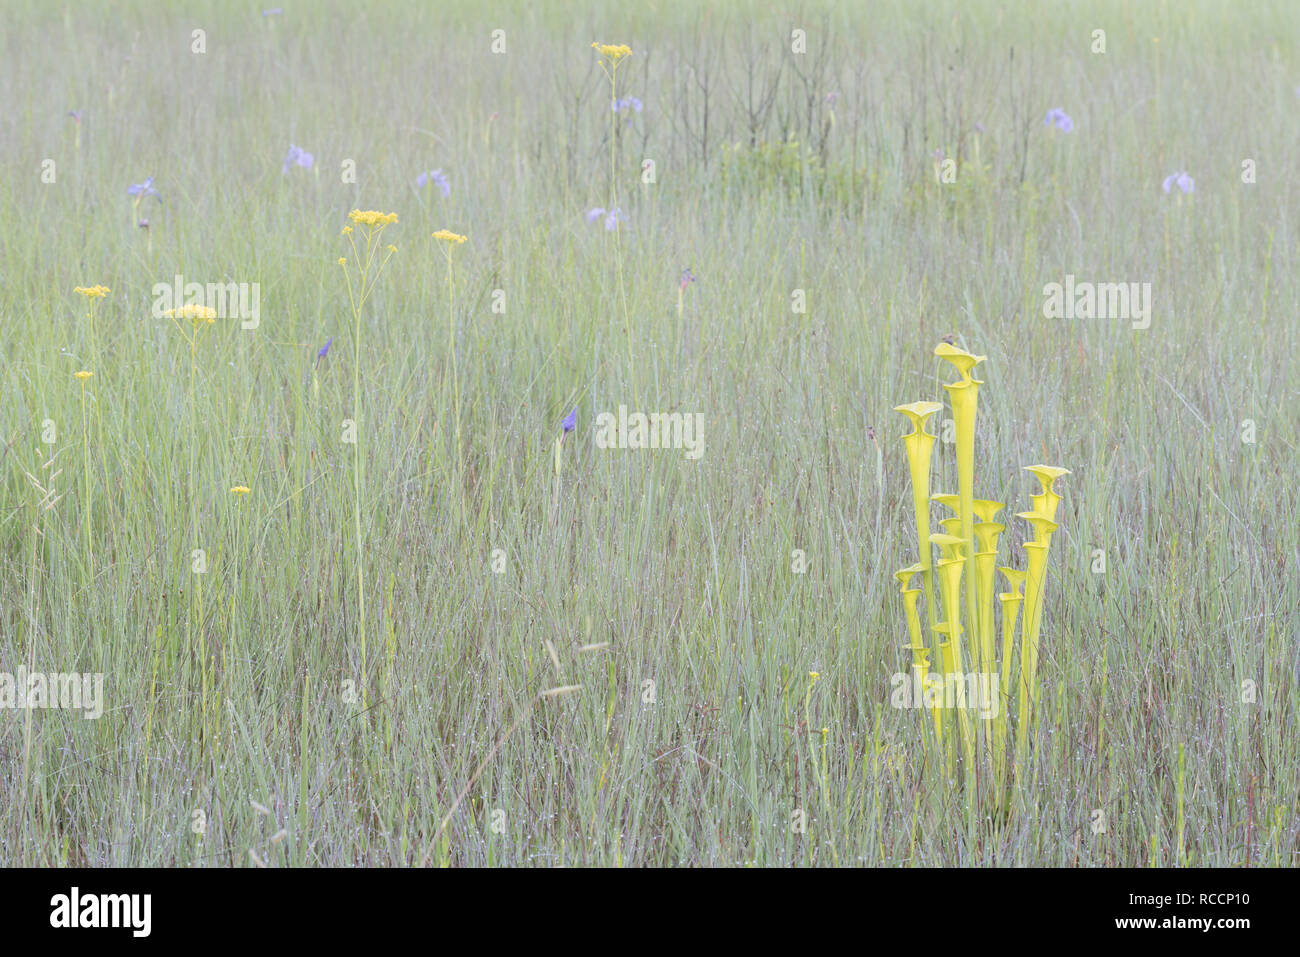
[283,145,314,174]
[1162,171,1194,194]
[603,207,624,231]
[263,7,283,15]
[561,408,577,434]
[416,168,451,198]
[127,176,160,200]
[316,336,333,367]
[586,207,605,224]
[1043,108,1073,132]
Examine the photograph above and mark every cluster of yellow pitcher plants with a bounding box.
[896,342,1069,805]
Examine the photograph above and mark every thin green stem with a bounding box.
[80,384,92,578]
[353,271,367,712]
[448,249,462,490]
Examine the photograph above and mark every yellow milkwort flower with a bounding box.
[74,370,93,381]
[74,285,110,299]
[351,210,398,228]
[387,244,397,253]
[432,229,468,245]
[338,257,347,266]
[591,42,632,62]
[808,671,820,681]
[341,226,353,235]
[230,485,251,496]
[348,209,398,227]
[163,304,218,321]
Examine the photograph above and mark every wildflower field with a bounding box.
[2,0,1298,867]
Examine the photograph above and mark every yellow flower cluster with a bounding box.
[349,209,398,227]
[432,229,468,245]
[230,485,251,496]
[74,285,110,299]
[74,370,93,381]
[592,42,632,61]
[163,304,218,321]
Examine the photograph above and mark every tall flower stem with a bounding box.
[190,327,210,743]
[432,230,468,520]
[340,212,397,713]
[444,245,461,483]
[609,79,633,373]
[75,374,93,578]
[352,287,366,711]
[72,287,109,578]
[163,306,216,746]
[593,43,634,377]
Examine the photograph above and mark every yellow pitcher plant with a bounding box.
[895,564,941,743]
[895,342,1068,803]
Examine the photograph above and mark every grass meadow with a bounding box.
[1,0,1298,867]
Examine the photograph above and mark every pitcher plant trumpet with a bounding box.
[894,401,945,650]
[896,564,942,744]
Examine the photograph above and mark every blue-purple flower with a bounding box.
[1162,170,1194,194]
[283,145,314,174]
[127,176,160,200]
[612,96,643,114]
[1043,108,1073,133]
[603,207,624,231]
[561,408,577,434]
[586,207,606,224]
[316,336,333,367]
[416,168,451,198]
